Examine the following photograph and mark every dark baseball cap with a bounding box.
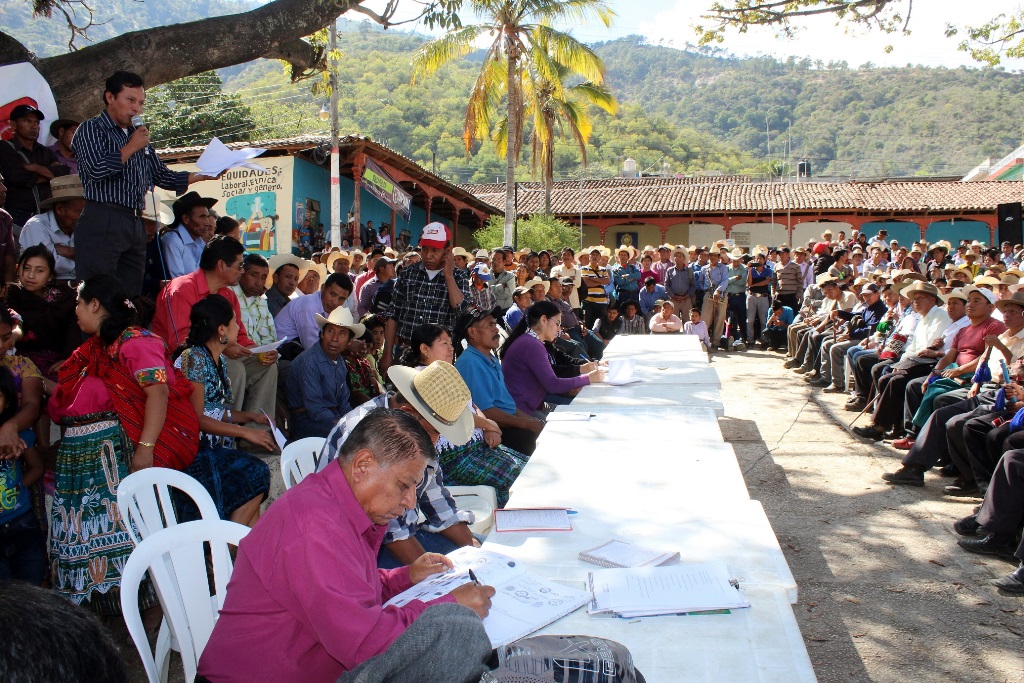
[9,104,44,121]
[861,283,881,294]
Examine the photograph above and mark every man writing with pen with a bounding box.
[198,407,496,683]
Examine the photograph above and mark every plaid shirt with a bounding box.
[384,263,471,341]
[470,283,497,311]
[319,396,474,543]
[231,286,277,346]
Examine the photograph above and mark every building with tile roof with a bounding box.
[463,176,1024,250]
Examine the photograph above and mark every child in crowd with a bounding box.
[683,307,712,351]
[619,300,648,335]
[650,300,682,333]
[592,306,622,346]
[0,365,45,584]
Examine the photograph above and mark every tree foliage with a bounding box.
[412,0,615,245]
[473,213,581,251]
[147,72,257,148]
[697,0,1024,65]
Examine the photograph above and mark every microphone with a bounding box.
[131,115,150,154]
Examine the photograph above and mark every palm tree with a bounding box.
[524,68,618,215]
[413,0,614,246]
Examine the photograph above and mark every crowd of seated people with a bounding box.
[5,152,1024,683]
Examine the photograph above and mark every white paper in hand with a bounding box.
[195,137,268,177]
[261,410,288,453]
[603,359,642,385]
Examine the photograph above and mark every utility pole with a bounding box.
[329,18,341,248]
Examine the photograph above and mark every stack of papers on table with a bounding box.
[579,539,680,568]
[384,547,590,647]
[588,561,749,618]
[494,508,572,532]
[603,359,642,385]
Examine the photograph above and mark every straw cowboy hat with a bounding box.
[995,291,1024,312]
[40,174,84,209]
[942,289,970,304]
[388,361,474,446]
[140,193,173,226]
[315,305,366,338]
[523,277,550,295]
[616,244,637,259]
[972,275,1003,287]
[304,261,328,284]
[451,247,472,259]
[815,273,839,287]
[265,253,310,289]
[729,247,745,260]
[928,241,951,254]
[325,250,351,272]
[900,280,942,300]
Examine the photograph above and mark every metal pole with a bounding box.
[329,18,341,249]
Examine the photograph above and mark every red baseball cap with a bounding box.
[419,222,449,249]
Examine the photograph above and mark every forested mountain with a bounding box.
[4,1,1022,181]
[595,36,1024,178]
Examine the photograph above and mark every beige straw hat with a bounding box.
[388,361,474,445]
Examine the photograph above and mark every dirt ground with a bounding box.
[713,346,1024,683]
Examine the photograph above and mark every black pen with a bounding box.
[468,569,482,586]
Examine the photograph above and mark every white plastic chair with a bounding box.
[449,485,498,536]
[281,436,327,489]
[117,468,222,682]
[121,520,249,683]
[118,468,221,545]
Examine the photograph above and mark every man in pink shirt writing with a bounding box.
[197,408,495,682]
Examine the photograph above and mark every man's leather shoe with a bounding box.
[881,465,925,486]
[939,463,960,477]
[991,572,1024,594]
[808,378,829,387]
[953,514,981,536]
[853,425,884,440]
[943,479,980,497]
[882,427,905,440]
[844,398,867,411]
[957,533,1018,559]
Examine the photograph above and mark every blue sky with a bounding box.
[363,0,1024,69]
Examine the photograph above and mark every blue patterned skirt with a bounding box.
[177,444,270,521]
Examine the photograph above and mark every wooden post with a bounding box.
[352,159,363,246]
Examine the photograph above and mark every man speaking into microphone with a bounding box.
[73,71,210,294]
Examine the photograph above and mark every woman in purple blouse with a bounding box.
[500,300,605,415]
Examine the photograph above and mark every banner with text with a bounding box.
[363,157,412,221]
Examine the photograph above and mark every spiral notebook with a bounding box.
[578,539,680,569]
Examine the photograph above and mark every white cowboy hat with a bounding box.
[388,361,474,446]
[265,253,310,289]
[315,305,366,337]
[523,277,550,295]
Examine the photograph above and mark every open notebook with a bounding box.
[384,547,590,647]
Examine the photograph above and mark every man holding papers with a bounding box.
[198,408,494,683]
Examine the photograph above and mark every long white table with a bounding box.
[480,334,815,682]
[570,382,725,416]
[544,408,724,443]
